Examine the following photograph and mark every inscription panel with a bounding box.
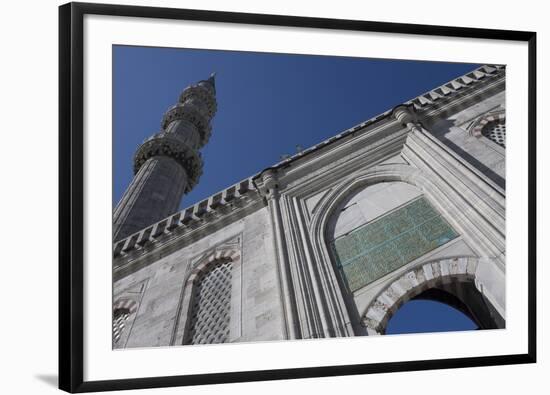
[330,197,458,292]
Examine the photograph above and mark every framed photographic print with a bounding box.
[59,2,537,393]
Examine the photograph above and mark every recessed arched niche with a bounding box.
[323,180,504,335]
[326,181,458,294]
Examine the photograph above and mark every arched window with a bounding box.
[184,259,233,345]
[470,111,506,149]
[112,308,131,344]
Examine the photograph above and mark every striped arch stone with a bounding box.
[112,298,139,346]
[113,298,138,314]
[470,110,505,137]
[361,257,479,335]
[172,241,244,345]
[187,248,241,283]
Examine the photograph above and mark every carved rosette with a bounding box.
[133,133,203,192]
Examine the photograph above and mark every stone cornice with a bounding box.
[404,65,503,111]
[113,177,262,274]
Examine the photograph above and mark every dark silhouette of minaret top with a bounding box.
[113,74,218,241]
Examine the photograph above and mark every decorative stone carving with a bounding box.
[133,133,203,192]
[392,105,417,126]
[179,85,217,117]
[161,103,212,144]
[255,168,280,199]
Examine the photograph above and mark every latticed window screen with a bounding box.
[482,120,506,148]
[185,260,233,345]
[112,308,130,345]
[330,197,458,292]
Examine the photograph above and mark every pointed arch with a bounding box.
[306,163,504,336]
[360,257,504,335]
[186,247,240,284]
[172,239,243,345]
[112,298,139,347]
[470,110,505,138]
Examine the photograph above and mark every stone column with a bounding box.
[113,74,218,241]
[258,169,300,340]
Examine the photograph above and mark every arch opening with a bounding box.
[384,282,501,335]
[362,265,505,336]
[386,299,478,335]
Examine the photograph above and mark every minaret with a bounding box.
[113,74,217,241]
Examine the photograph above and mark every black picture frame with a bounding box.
[59,2,537,393]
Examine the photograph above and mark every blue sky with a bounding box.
[386,300,477,334]
[113,45,479,209]
[113,45,480,334]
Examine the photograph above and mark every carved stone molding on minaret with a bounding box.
[133,133,203,192]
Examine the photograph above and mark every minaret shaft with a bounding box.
[113,74,217,241]
[113,156,188,241]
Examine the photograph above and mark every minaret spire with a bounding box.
[204,72,216,90]
[113,75,218,241]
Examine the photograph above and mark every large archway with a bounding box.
[300,163,505,339]
[361,257,504,335]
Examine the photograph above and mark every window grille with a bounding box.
[113,308,130,344]
[185,260,233,345]
[482,120,506,148]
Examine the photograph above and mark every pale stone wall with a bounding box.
[427,90,505,187]
[113,206,285,348]
[327,181,423,239]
